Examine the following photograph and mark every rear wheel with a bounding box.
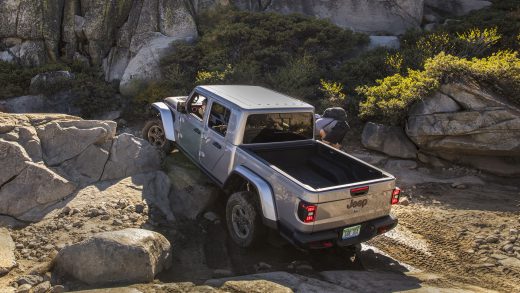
[142,119,174,154]
[226,191,266,248]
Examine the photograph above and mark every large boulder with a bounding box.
[0,95,47,114]
[119,33,184,96]
[55,228,172,285]
[425,0,491,16]
[134,171,176,222]
[368,36,400,50]
[232,0,424,35]
[165,152,220,220]
[0,140,31,186]
[361,122,418,159]
[101,134,161,181]
[0,113,164,221]
[0,228,16,276]
[36,120,116,166]
[406,83,520,176]
[29,71,74,94]
[0,162,76,221]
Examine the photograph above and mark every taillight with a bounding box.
[298,201,317,223]
[391,187,401,205]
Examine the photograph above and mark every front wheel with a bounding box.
[142,119,174,154]
[226,191,266,248]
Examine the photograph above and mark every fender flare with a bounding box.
[229,166,277,223]
[151,102,175,141]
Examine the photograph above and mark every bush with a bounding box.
[0,60,119,118]
[143,9,368,107]
[0,61,69,99]
[357,51,520,125]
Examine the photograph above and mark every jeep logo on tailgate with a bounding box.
[347,199,368,209]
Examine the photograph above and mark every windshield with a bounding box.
[243,112,314,144]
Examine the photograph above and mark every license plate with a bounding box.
[342,225,361,240]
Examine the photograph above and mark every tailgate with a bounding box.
[313,179,395,232]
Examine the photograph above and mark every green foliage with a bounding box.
[318,79,347,110]
[357,51,520,125]
[0,61,69,99]
[456,27,502,56]
[141,9,368,107]
[266,55,320,100]
[443,1,520,51]
[196,64,234,84]
[0,60,118,118]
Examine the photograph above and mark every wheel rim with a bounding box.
[231,205,251,239]
[147,125,166,147]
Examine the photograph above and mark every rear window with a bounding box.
[243,112,314,144]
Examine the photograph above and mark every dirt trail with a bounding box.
[370,184,520,292]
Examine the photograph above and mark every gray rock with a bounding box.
[120,33,183,97]
[409,92,461,116]
[406,83,520,176]
[423,23,438,32]
[502,244,514,252]
[0,228,16,276]
[37,120,116,166]
[424,13,439,23]
[29,71,74,94]
[384,159,418,170]
[16,284,32,293]
[16,274,44,286]
[0,50,14,62]
[0,140,31,186]
[368,36,400,50]
[58,144,110,186]
[101,134,161,181]
[0,162,76,222]
[49,285,65,293]
[166,153,220,220]
[17,41,47,66]
[32,281,51,293]
[135,172,176,222]
[499,257,520,268]
[362,122,418,159]
[158,0,198,39]
[55,228,171,285]
[244,0,424,35]
[0,95,47,114]
[425,0,491,16]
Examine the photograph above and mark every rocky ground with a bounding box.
[1,116,519,292]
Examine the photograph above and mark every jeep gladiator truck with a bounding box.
[143,85,399,249]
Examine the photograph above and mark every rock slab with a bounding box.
[55,228,172,285]
[0,228,16,276]
[406,83,520,176]
[362,122,418,159]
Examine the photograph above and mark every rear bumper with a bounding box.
[280,215,398,250]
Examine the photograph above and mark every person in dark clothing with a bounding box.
[317,107,349,149]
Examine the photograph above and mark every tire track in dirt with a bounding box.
[369,205,520,292]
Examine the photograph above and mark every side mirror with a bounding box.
[177,101,187,113]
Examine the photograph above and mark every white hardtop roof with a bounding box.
[197,85,314,111]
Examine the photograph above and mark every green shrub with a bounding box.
[357,51,520,125]
[318,79,347,110]
[0,61,69,99]
[149,9,368,105]
[0,60,119,118]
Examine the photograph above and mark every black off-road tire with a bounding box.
[226,191,267,248]
[142,119,174,154]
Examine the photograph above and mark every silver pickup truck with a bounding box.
[143,85,399,250]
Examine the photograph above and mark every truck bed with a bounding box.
[241,141,388,190]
